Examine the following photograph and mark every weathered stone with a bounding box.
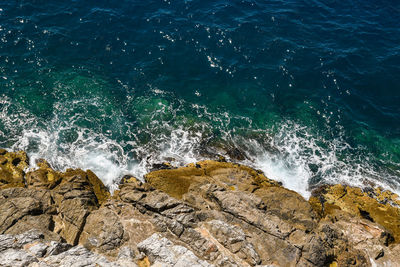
[310,184,400,242]
[51,168,109,206]
[0,231,134,267]
[144,160,280,199]
[57,198,91,245]
[253,186,318,232]
[79,206,125,253]
[86,169,110,205]
[0,230,42,252]
[0,153,400,267]
[43,245,123,267]
[0,197,42,234]
[0,249,38,266]
[0,150,28,188]
[47,169,111,245]
[4,214,60,241]
[205,220,261,266]
[212,190,294,239]
[27,242,49,257]
[45,241,72,256]
[137,233,213,267]
[0,187,55,213]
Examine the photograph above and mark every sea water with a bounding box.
[0,0,399,198]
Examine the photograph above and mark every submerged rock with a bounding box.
[0,148,400,266]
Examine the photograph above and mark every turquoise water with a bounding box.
[0,0,399,197]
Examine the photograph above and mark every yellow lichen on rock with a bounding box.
[24,160,110,205]
[120,175,141,185]
[374,187,400,206]
[310,184,400,243]
[54,168,110,205]
[25,159,62,189]
[0,149,28,188]
[137,256,150,267]
[86,169,110,205]
[144,164,204,199]
[144,160,280,199]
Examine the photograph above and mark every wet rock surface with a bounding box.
[0,149,400,266]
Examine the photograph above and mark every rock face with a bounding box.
[309,184,400,242]
[0,230,136,267]
[1,149,400,266]
[0,149,28,188]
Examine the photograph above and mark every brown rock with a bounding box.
[144,160,280,199]
[57,198,92,245]
[4,214,60,241]
[310,184,400,243]
[0,187,57,241]
[205,220,261,265]
[51,172,100,245]
[212,189,294,239]
[25,168,61,189]
[79,206,125,254]
[52,169,107,206]
[0,197,42,233]
[254,186,318,232]
[1,152,400,267]
[86,170,110,205]
[0,150,28,188]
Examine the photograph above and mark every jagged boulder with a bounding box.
[0,149,111,247]
[0,149,28,188]
[137,233,212,267]
[79,205,126,254]
[0,230,136,267]
[118,162,324,266]
[144,160,281,200]
[309,184,400,243]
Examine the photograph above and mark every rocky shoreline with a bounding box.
[0,148,400,266]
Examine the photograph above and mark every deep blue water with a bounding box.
[0,0,399,197]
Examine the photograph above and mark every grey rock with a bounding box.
[212,190,294,239]
[137,233,214,267]
[0,229,43,251]
[79,206,125,252]
[206,220,261,265]
[0,248,38,267]
[0,231,131,267]
[28,242,49,257]
[118,246,134,258]
[44,246,120,267]
[45,241,72,256]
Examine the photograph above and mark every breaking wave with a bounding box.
[1,91,399,198]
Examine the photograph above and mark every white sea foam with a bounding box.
[1,93,399,198]
[8,119,400,198]
[11,127,134,190]
[253,152,312,199]
[237,121,400,199]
